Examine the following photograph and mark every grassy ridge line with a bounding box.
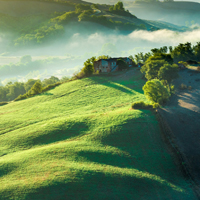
[0,69,197,199]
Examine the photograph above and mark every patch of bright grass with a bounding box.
[0,70,197,199]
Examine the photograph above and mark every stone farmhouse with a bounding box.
[94,57,133,73]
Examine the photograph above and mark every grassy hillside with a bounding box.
[0,0,186,52]
[0,1,75,16]
[0,69,197,199]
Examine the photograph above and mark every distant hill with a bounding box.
[125,1,200,26]
[0,0,186,52]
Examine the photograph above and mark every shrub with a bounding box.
[132,101,153,109]
[30,82,43,95]
[153,103,160,109]
[14,82,61,102]
[178,61,188,67]
[42,82,61,92]
[14,94,28,101]
[180,83,187,90]
[0,102,8,106]
[188,86,192,90]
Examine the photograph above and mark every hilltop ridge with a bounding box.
[0,0,186,53]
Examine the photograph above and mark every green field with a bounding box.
[0,69,196,199]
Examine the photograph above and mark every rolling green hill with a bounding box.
[0,0,186,52]
[0,69,197,199]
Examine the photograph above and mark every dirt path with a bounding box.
[158,68,200,196]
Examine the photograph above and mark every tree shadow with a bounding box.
[88,75,143,95]
[40,92,54,96]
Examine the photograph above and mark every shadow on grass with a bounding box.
[22,170,187,200]
[41,92,54,96]
[88,76,143,95]
[29,122,89,146]
[84,115,183,183]
[78,150,133,168]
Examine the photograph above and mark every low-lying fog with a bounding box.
[1,25,200,85]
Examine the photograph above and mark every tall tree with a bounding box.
[143,79,170,104]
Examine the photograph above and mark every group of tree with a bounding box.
[134,42,200,65]
[141,49,179,105]
[108,2,135,18]
[0,76,69,102]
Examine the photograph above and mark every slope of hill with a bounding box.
[124,1,200,26]
[0,1,75,16]
[0,69,197,199]
[0,0,186,53]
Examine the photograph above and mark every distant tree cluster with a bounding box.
[134,42,200,65]
[109,1,136,18]
[0,76,67,102]
[109,1,125,12]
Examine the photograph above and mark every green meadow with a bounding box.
[0,69,197,199]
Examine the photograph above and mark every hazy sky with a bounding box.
[177,0,199,1]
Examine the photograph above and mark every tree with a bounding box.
[97,55,110,60]
[117,59,128,70]
[158,63,179,83]
[81,63,94,76]
[42,76,60,87]
[129,55,137,67]
[141,52,174,80]
[114,1,125,11]
[143,79,170,104]
[171,42,194,63]
[109,1,125,12]
[30,81,43,95]
[193,42,200,61]
[141,59,167,80]
[80,57,96,77]
[24,79,38,92]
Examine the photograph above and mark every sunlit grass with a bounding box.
[0,70,196,199]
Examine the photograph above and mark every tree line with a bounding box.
[1,42,199,104]
[0,76,69,103]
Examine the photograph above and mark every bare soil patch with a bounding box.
[158,67,200,196]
